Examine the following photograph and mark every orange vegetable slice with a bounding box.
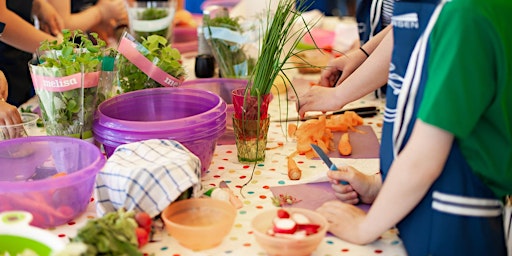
[338,133,352,156]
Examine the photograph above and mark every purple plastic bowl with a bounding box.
[92,112,226,143]
[97,124,226,173]
[181,78,247,133]
[0,136,106,228]
[96,87,227,132]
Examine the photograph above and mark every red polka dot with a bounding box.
[269,168,276,171]
[239,175,247,179]
[213,175,221,178]
[374,249,383,254]
[235,185,242,189]
[209,183,217,187]
[89,197,94,202]
[223,158,229,161]
[58,234,66,238]
[259,195,267,199]
[226,150,233,153]
[262,186,270,189]
[341,248,350,252]
[256,205,264,209]
[248,231,253,235]
[243,243,251,247]
[297,161,304,164]
[67,221,76,225]
[218,166,225,170]
[242,165,251,169]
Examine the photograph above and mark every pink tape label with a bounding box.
[31,72,100,92]
[117,36,182,87]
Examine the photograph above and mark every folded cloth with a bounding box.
[95,139,202,218]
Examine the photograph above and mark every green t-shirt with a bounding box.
[418,0,512,199]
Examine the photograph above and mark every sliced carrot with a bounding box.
[338,133,352,156]
[287,156,302,180]
[326,111,364,132]
[51,172,67,179]
[288,123,297,138]
[316,139,329,154]
[304,150,317,159]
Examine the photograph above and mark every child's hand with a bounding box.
[327,166,381,205]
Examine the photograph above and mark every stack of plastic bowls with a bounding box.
[93,87,226,173]
[181,78,247,144]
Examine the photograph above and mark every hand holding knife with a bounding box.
[310,144,349,185]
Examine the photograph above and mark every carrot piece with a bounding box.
[316,139,329,153]
[287,156,302,180]
[338,133,352,156]
[51,172,67,179]
[304,149,317,159]
[288,123,297,138]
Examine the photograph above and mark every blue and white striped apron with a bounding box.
[380,1,507,255]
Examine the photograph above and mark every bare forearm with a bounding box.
[361,25,392,54]
[357,121,453,243]
[335,28,393,106]
[0,7,55,52]
[47,0,101,31]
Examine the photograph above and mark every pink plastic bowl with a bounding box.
[0,136,106,228]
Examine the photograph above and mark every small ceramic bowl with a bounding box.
[161,198,236,251]
[251,208,329,256]
[0,211,65,255]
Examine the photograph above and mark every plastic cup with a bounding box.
[127,0,178,41]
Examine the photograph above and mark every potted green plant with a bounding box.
[232,0,318,162]
[203,14,257,79]
[29,29,106,140]
[116,33,186,93]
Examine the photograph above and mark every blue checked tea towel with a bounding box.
[95,139,202,218]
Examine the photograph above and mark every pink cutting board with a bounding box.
[326,125,380,159]
[269,181,371,212]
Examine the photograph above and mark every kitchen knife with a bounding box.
[278,106,379,122]
[310,144,349,185]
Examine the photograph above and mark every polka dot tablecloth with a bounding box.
[45,81,407,256]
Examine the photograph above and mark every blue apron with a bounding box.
[380,1,507,255]
[356,0,385,44]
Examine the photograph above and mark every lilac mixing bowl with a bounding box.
[93,87,227,173]
[0,136,106,228]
